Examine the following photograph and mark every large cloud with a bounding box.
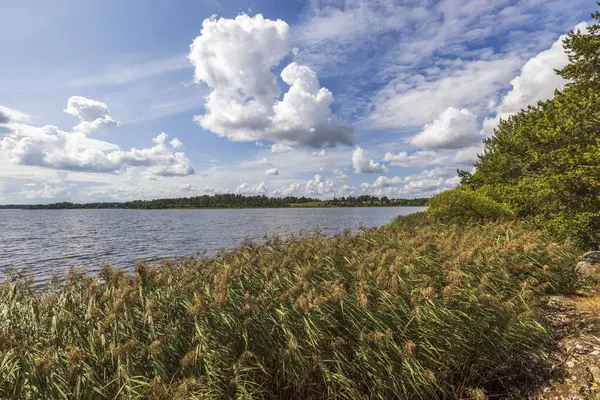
[1,127,194,176]
[410,107,479,149]
[0,105,30,124]
[352,146,388,173]
[483,22,587,136]
[189,14,353,148]
[64,96,120,134]
[0,100,194,177]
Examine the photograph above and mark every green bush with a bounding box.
[427,188,514,223]
[542,212,600,250]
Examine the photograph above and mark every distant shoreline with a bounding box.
[0,205,427,211]
[0,194,428,210]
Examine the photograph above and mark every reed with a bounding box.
[0,213,587,399]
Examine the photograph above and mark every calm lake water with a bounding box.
[0,207,425,284]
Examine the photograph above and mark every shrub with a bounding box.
[427,188,514,223]
[542,212,600,250]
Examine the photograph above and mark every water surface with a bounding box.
[0,207,425,284]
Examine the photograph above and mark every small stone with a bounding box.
[566,361,576,368]
[571,375,577,381]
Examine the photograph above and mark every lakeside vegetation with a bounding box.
[24,195,428,210]
[0,213,588,399]
[1,7,600,400]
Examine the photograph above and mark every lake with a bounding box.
[0,207,425,285]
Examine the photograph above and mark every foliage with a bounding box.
[427,188,513,223]
[24,195,429,210]
[463,6,600,248]
[0,214,587,399]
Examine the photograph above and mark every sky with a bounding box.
[0,0,593,204]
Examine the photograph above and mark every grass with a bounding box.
[0,212,589,399]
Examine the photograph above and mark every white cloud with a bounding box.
[305,174,336,196]
[482,23,587,136]
[272,182,300,196]
[18,181,72,200]
[264,168,279,176]
[0,103,194,177]
[358,167,458,197]
[332,169,349,180]
[410,107,479,149]
[189,14,353,148]
[382,150,439,167]
[369,57,522,130]
[453,145,483,166]
[179,184,194,192]
[235,181,267,195]
[311,149,327,157]
[64,96,120,134]
[352,146,388,173]
[271,143,294,153]
[0,105,32,125]
[170,138,184,149]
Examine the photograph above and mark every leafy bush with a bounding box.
[0,215,586,399]
[427,188,514,223]
[541,212,600,250]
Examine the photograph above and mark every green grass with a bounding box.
[0,213,588,399]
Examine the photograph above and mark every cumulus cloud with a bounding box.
[64,96,120,134]
[305,174,336,196]
[0,100,194,177]
[189,14,353,148]
[352,146,388,173]
[410,107,479,149]
[272,182,300,197]
[311,149,327,157]
[271,143,294,153]
[483,22,587,136]
[264,168,279,176]
[235,181,267,195]
[1,124,194,176]
[0,105,30,124]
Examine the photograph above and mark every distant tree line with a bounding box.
[23,194,428,210]
[0,205,29,209]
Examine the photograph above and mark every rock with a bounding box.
[576,251,600,279]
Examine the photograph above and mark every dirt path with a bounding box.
[535,293,600,399]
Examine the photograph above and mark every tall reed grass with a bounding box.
[0,213,586,399]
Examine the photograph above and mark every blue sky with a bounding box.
[0,0,593,203]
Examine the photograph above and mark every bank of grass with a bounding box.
[0,213,588,399]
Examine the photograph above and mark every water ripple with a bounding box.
[0,207,425,285]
